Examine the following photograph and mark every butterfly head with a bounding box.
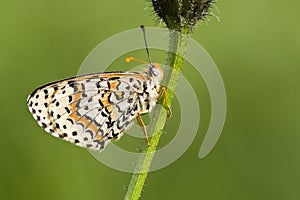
[149,62,163,82]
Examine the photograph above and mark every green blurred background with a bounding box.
[1,0,299,199]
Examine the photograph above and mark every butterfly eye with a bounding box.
[150,65,160,77]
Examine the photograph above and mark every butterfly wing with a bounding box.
[27,72,147,150]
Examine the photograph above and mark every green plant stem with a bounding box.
[124,30,189,200]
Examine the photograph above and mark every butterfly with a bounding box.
[27,25,171,151]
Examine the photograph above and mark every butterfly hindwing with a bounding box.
[27,72,147,150]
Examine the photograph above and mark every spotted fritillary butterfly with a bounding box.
[27,26,170,151]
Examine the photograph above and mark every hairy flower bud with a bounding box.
[151,0,213,33]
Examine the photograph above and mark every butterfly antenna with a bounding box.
[140,25,152,64]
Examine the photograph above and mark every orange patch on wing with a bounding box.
[73,92,82,102]
[78,116,90,127]
[95,134,104,142]
[106,104,113,113]
[101,93,111,107]
[87,122,99,134]
[100,92,113,113]
[108,80,120,90]
[69,105,77,113]
[116,91,124,99]
[68,93,82,112]
[69,112,80,122]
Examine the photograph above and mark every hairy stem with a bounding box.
[124,29,189,200]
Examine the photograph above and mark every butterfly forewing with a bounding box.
[27,72,150,150]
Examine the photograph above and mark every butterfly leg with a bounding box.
[158,87,172,118]
[137,114,150,146]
